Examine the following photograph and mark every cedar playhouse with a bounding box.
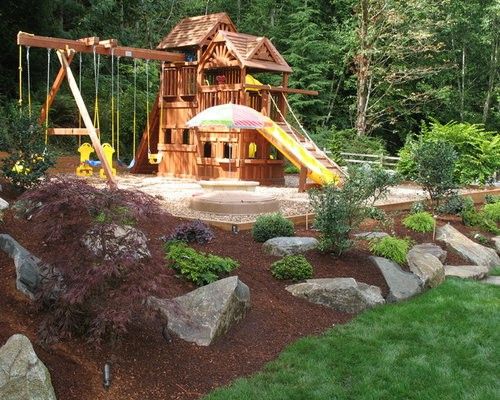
[131,13,343,188]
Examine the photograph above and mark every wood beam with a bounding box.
[18,32,184,63]
[47,128,99,136]
[57,50,117,189]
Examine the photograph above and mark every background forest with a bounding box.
[0,0,498,156]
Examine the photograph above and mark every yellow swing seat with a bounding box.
[148,152,163,165]
[76,142,94,177]
[99,143,117,179]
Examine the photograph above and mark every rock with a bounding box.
[0,234,45,298]
[0,334,57,400]
[407,247,445,288]
[263,236,319,256]
[444,265,489,280]
[148,276,250,346]
[492,236,500,254]
[81,223,150,261]
[285,278,384,313]
[12,199,42,219]
[411,243,447,263]
[369,256,422,302]
[436,224,500,270]
[0,197,8,210]
[353,232,389,240]
[483,276,500,285]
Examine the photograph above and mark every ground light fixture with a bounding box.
[232,224,239,234]
[103,362,112,390]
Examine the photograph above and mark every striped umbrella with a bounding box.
[186,103,272,129]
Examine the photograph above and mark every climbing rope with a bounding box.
[26,47,32,117]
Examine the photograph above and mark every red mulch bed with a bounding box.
[0,178,480,400]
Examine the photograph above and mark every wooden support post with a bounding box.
[298,165,308,193]
[57,50,117,189]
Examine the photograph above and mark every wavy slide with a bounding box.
[257,119,341,185]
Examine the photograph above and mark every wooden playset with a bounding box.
[17,13,344,190]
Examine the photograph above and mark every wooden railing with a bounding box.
[332,151,400,170]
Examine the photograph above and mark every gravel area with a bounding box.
[96,174,428,223]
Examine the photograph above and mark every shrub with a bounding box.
[484,194,500,204]
[436,195,474,215]
[0,107,55,189]
[462,207,500,235]
[252,213,294,243]
[398,121,500,185]
[26,177,165,345]
[165,220,214,244]
[270,255,313,281]
[310,165,398,255]
[370,236,411,265]
[411,139,458,207]
[410,201,427,214]
[165,241,238,286]
[482,202,500,223]
[402,212,435,233]
[284,162,300,174]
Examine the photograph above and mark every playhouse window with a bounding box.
[182,129,190,145]
[165,128,172,144]
[223,142,233,159]
[203,142,213,157]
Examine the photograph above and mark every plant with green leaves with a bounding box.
[436,195,474,216]
[165,241,238,286]
[0,107,55,189]
[370,236,411,265]
[252,213,295,243]
[310,165,398,255]
[270,255,313,282]
[402,212,435,233]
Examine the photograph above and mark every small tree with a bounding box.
[0,107,55,189]
[310,165,397,255]
[413,139,458,208]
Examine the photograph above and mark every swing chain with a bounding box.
[26,46,32,117]
[45,48,51,147]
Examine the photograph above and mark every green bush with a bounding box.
[482,202,500,223]
[252,213,295,243]
[402,212,435,233]
[270,255,313,281]
[0,107,55,189]
[370,236,411,265]
[165,241,238,286]
[398,121,500,185]
[462,207,500,235]
[436,195,474,215]
[284,162,300,174]
[484,194,500,204]
[410,201,427,214]
[411,139,458,207]
[310,165,398,255]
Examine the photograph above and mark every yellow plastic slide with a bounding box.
[257,119,340,185]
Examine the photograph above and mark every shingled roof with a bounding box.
[208,31,292,73]
[157,13,236,50]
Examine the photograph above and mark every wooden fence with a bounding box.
[323,150,400,170]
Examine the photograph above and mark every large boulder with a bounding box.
[148,276,250,346]
[0,234,46,298]
[0,197,8,210]
[436,224,500,270]
[444,265,489,280]
[0,334,57,400]
[263,236,319,257]
[369,256,422,302]
[407,247,445,288]
[81,223,150,261]
[411,243,447,263]
[286,278,384,313]
[492,236,500,255]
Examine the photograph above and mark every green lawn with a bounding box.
[206,279,499,400]
[490,267,500,276]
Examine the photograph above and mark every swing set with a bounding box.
[16,32,184,188]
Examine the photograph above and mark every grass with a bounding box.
[205,279,499,400]
[490,267,500,276]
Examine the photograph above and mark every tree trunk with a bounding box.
[483,36,499,124]
[355,0,370,136]
[459,46,465,121]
